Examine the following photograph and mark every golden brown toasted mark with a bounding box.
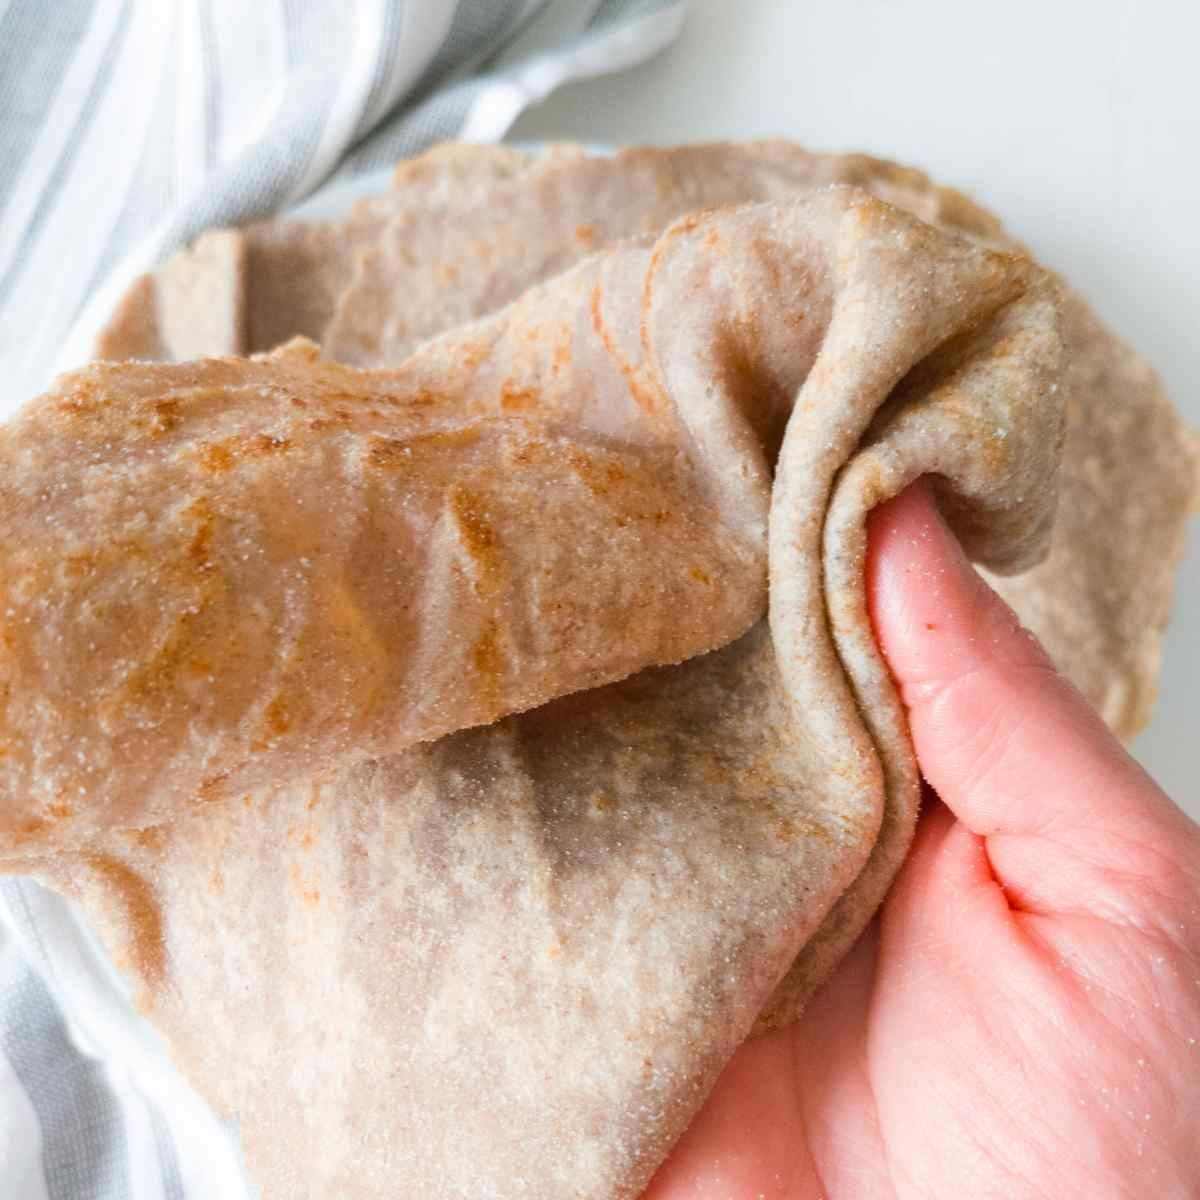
[589,282,663,419]
[252,694,292,753]
[85,855,166,988]
[564,447,629,498]
[13,817,50,844]
[109,500,225,719]
[130,827,166,851]
[185,498,216,567]
[471,619,504,718]
[199,433,292,474]
[47,801,73,822]
[575,223,597,247]
[399,389,443,409]
[199,771,229,799]
[449,485,500,595]
[53,382,104,421]
[367,425,482,470]
[265,695,291,738]
[152,399,182,435]
[689,566,712,585]
[199,442,234,473]
[499,380,539,412]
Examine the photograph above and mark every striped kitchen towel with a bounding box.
[0,2,686,1196]
[0,0,686,420]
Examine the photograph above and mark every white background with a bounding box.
[514,0,1199,816]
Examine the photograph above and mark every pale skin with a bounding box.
[646,481,1200,1199]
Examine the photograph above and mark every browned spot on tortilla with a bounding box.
[152,399,182,435]
[198,771,229,799]
[590,281,664,419]
[108,501,224,718]
[251,695,290,752]
[472,619,504,717]
[564,448,629,497]
[85,855,165,987]
[265,695,291,738]
[199,433,292,473]
[449,485,500,593]
[689,566,711,585]
[575,223,597,247]
[47,800,73,822]
[130,826,166,851]
[307,412,354,432]
[368,425,481,469]
[55,387,101,420]
[199,442,234,473]
[185,498,216,567]
[13,817,50,843]
[209,867,225,895]
[500,380,539,412]
[402,388,443,409]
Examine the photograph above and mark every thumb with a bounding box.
[867,480,1198,919]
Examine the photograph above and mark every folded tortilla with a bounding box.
[94,143,1199,745]
[6,190,1070,1197]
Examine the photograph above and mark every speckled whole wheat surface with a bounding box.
[92,140,1200,1026]
[5,188,1067,1199]
[0,143,1189,1199]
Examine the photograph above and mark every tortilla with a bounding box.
[92,141,1199,747]
[9,191,1066,1198]
[93,139,1200,1034]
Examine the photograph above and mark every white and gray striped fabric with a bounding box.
[0,2,687,1195]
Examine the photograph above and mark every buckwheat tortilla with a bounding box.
[7,191,1071,1198]
[94,141,1199,742]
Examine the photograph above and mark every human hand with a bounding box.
[646,480,1200,1199]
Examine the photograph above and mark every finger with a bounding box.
[866,481,1199,918]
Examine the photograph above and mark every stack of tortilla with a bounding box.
[0,142,1194,1199]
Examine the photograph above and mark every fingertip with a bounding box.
[866,480,1048,699]
[865,480,1174,863]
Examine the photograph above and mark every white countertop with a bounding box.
[513,0,1199,814]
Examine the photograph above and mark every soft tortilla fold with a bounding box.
[95,140,1199,741]
[7,191,1065,1198]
